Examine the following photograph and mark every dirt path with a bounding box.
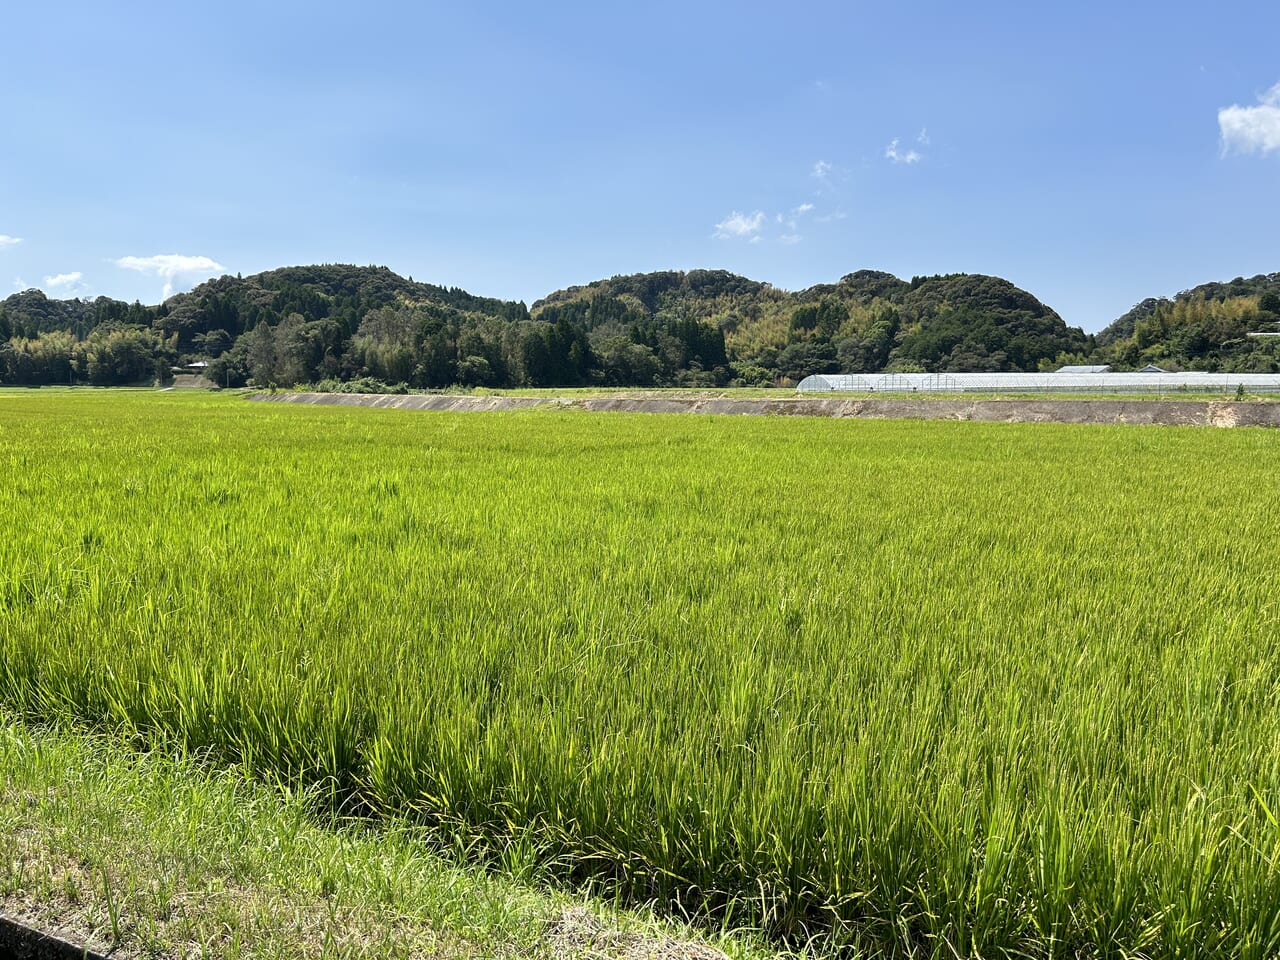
[252,392,1280,427]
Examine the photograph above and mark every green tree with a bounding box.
[776,341,839,381]
[245,322,279,386]
[456,355,494,386]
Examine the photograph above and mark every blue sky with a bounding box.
[1,0,1277,332]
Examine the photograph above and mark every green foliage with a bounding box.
[204,340,252,388]
[727,361,775,387]
[1097,273,1280,372]
[34,263,1280,387]
[789,298,847,339]
[0,718,755,960]
[312,377,409,394]
[592,336,662,386]
[1,288,96,338]
[535,269,1084,379]
[0,327,175,386]
[884,275,1086,371]
[80,326,177,386]
[775,340,839,381]
[156,264,529,353]
[456,354,496,387]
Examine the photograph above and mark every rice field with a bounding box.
[2,391,1280,957]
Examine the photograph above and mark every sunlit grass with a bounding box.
[0,714,760,959]
[2,392,1280,957]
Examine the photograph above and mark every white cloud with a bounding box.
[714,210,765,240]
[917,127,930,146]
[774,203,816,244]
[115,253,226,298]
[12,277,28,292]
[714,192,820,248]
[885,138,923,164]
[44,272,90,298]
[811,160,832,182]
[45,271,83,290]
[0,235,21,248]
[1219,83,1280,156]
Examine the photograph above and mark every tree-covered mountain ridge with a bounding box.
[532,268,1087,382]
[1092,272,1280,373]
[1,263,1277,387]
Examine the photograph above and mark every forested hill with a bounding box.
[2,263,1085,388]
[1093,273,1280,372]
[534,269,1089,382]
[0,265,532,388]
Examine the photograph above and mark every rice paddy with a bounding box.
[2,391,1279,957]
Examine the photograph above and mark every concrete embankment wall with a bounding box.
[250,392,1280,427]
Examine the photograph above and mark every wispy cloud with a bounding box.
[0,235,22,248]
[917,127,930,147]
[1219,83,1280,156]
[44,271,87,296]
[714,210,766,240]
[114,253,225,298]
[776,203,817,244]
[715,172,833,248]
[885,138,923,164]
[12,277,28,292]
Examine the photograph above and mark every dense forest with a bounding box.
[1,264,1276,388]
[534,269,1088,384]
[1092,273,1280,372]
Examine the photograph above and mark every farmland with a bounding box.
[2,391,1280,957]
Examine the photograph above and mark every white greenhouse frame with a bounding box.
[795,371,1280,394]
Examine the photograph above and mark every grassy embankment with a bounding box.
[0,714,756,959]
[2,392,1280,957]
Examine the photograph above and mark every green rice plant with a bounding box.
[1,391,1280,956]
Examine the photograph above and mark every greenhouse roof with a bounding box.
[796,372,1280,394]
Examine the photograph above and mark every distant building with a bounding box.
[1138,364,1166,373]
[1056,364,1112,374]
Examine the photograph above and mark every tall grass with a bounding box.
[2,392,1280,956]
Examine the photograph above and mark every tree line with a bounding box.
[5,263,1275,389]
[1092,275,1280,373]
